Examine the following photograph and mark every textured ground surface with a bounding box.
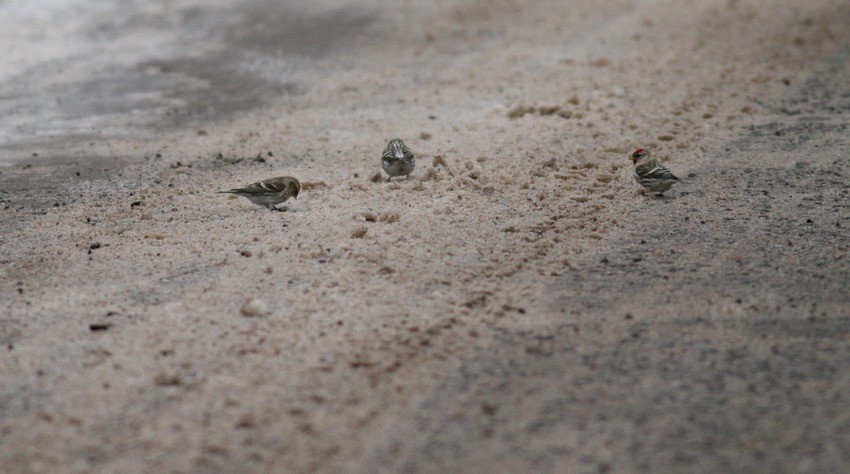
[359,53,850,473]
[1,1,848,472]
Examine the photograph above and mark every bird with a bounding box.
[218,176,300,211]
[630,148,680,196]
[381,138,415,182]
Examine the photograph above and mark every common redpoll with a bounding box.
[381,138,415,181]
[218,176,300,211]
[630,149,680,196]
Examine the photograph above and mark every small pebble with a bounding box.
[89,323,111,332]
[241,298,268,317]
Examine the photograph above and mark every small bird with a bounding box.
[218,176,300,211]
[630,149,680,196]
[381,138,415,181]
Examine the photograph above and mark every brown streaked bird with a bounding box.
[218,176,300,211]
[381,138,415,182]
[630,148,680,196]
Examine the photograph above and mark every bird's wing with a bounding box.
[382,149,414,162]
[228,180,282,195]
[258,179,290,193]
[642,165,679,181]
[381,150,401,162]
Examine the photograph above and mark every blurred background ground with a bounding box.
[1,1,848,472]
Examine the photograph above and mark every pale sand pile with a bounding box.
[1,0,847,471]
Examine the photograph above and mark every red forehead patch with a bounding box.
[633,148,644,155]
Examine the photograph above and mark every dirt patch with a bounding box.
[1,1,849,472]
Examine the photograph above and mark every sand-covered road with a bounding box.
[2,1,849,472]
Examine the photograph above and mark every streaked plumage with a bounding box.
[218,176,300,211]
[381,138,415,181]
[630,149,680,196]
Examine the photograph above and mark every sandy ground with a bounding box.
[1,0,849,472]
